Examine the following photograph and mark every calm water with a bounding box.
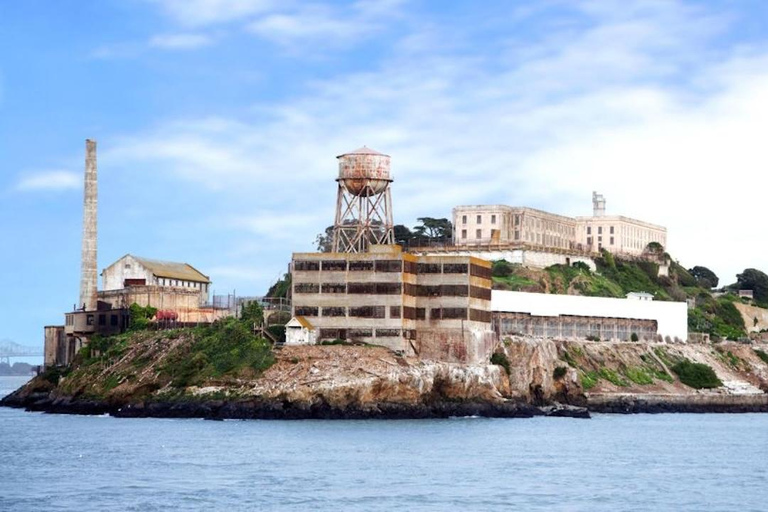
[1,376,767,511]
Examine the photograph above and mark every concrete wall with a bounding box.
[418,248,596,271]
[575,215,667,256]
[491,290,688,341]
[43,326,67,367]
[98,286,226,323]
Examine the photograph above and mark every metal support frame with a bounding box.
[331,178,394,253]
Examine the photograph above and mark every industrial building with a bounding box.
[289,147,495,363]
[452,191,667,257]
[491,291,688,342]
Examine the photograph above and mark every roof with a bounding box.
[132,256,211,283]
[337,146,388,158]
[287,316,314,330]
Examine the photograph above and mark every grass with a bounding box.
[755,349,768,364]
[492,274,538,291]
[624,367,655,385]
[581,371,599,390]
[598,367,629,387]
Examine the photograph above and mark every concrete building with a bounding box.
[452,192,667,258]
[575,192,666,255]
[492,290,688,342]
[290,245,495,363]
[453,205,578,250]
[102,254,211,305]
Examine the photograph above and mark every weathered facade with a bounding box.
[102,254,211,305]
[452,192,667,257]
[290,245,495,363]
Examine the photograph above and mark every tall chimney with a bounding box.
[79,139,98,311]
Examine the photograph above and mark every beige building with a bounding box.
[290,245,495,363]
[575,192,666,256]
[453,206,577,250]
[453,192,666,257]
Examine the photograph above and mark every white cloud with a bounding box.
[149,0,278,27]
[107,0,768,288]
[15,170,80,192]
[149,33,214,50]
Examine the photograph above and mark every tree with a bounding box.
[689,266,719,289]
[393,224,414,246]
[413,217,452,242]
[240,300,264,326]
[736,268,768,302]
[315,226,334,252]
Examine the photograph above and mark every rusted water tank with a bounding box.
[336,146,391,197]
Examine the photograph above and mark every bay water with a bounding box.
[1,376,766,511]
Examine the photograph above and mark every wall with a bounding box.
[102,255,155,290]
[43,326,67,367]
[417,247,596,271]
[98,286,226,323]
[491,290,688,341]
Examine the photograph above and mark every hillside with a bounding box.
[491,252,753,341]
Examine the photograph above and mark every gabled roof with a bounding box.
[132,256,211,283]
[286,316,314,330]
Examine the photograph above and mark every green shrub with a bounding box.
[630,332,639,342]
[129,303,157,331]
[586,335,600,341]
[40,366,70,385]
[553,366,567,380]
[671,360,722,389]
[492,260,513,277]
[572,261,591,273]
[754,349,768,364]
[320,339,352,346]
[490,352,511,375]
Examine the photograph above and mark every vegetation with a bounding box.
[128,303,158,330]
[266,273,291,299]
[671,360,722,389]
[490,352,511,375]
[689,266,719,289]
[755,349,768,364]
[580,370,598,390]
[315,217,453,251]
[736,268,768,302]
[553,366,567,380]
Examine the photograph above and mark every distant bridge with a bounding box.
[0,340,43,364]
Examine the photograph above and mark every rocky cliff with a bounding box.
[4,329,768,418]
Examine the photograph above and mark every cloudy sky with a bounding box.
[2,0,768,348]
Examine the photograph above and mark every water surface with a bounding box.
[1,376,766,511]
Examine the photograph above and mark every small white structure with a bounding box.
[285,316,317,345]
[492,290,688,341]
[626,292,654,301]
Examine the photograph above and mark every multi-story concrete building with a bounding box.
[453,192,666,257]
[453,205,577,250]
[289,245,495,363]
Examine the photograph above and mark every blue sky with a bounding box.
[2,0,768,350]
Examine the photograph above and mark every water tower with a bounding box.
[331,146,395,252]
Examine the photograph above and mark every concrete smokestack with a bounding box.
[79,139,98,311]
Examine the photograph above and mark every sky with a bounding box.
[2,0,768,350]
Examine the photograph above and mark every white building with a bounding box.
[101,254,212,305]
[491,290,688,342]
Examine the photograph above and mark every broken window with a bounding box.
[470,286,491,300]
[403,260,418,274]
[375,260,403,272]
[294,306,319,317]
[348,329,373,338]
[469,309,491,323]
[431,308,467,319]
[294,260,320,271]
[349,306,386,318]
[390,306,401,318]
[417,263,441,274]
[295,283,320,293]
[348,283,376,294]
[349,260,374,271]
[441,285,468,297]
[376,282,402,294]
[470,264,492,279]
[376,329,401,337]
[322,260,347,271]
[443,263,468,274]
[321,283,346,293]
[322,307,346,317]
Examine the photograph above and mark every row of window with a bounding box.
[461,214,497,225]
[294,305,492,322]
[294,260,473,275]
[318,328,415,340]
[158,277,208,291]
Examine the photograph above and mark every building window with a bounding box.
[349,260,374,271]
[461,229,467,239]
[390,306,401,318]
[110,315,118,326]
[476,215,482,223]
[598,236,602,243]
[98,314,106,326]
[610,237,614,245]
[86,314,94,326]
[295,307,318,317]
[322,307,346,317]
[349,306,386,318]
[476,229,482,239]
[491,214,496,224]
[514,231,520,240]
[294,260,320,271]
[610,226,614,234]
[587,227,591,235]
[587,237,592,245]
[462,215,467,224]
[598,227,602,234]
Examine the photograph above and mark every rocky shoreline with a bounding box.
[0,387,590,420]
